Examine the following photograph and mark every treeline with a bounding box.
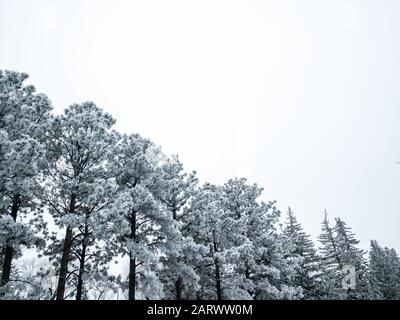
[0,70,399,300]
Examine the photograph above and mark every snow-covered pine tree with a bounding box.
[205,178,261,299]
[318,212,372,299]
[283,207,322,299]
[155,156,204,300]
[218,178,289,300]
[186,178,302,300]
[368,240,385,299]
[103,134,180,300]
[385,248,400,299]
[243,201,302,299]
[0,70,52,292]
[45,182,118,300]
[333,217,371,299]
[317,211,345,299]
[43,102,116,300]
[369,240,400,299]
[184,182,229,300]
[68,180,118,300]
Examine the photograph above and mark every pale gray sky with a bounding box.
[1,0,399,251]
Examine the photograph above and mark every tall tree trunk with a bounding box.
[1,194,21,287]
[172,205,184,300]
[214,258,222,300]
[212,232,223,300]
[75,232,88,300]
[56,195,76,300]
[56,226,73,300]
[129,256,136,300]
[128,209,137,300]
[175,276,183,300]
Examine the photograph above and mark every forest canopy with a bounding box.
[0,70,399,300]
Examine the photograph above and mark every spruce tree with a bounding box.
[333,218,371,299]
[317,211,345,299]
[283,207,322,299]
[369,240,400,299]
[318,212,372,299]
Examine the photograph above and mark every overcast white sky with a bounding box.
[1,0,399,251]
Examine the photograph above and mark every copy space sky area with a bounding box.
[1,0,399,250]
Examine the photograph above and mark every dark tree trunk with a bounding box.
[212,232,223,300]
[172,207,177,220]
[129,256,136,300]
[214,258,223,300]
[175,277,183,300]
[56,195,76,300]
[128,209,137,300]
[172,205,184,300]
[1,246,14,288]
[75,230,88,300]
[56,226,73,300]
[1,194,21,287]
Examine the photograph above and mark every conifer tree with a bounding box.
[0,70,52,290]
[44,102,116,300]
[317,211,345,299]
[155,156,203,300]
[369,240,400,299]
[283,207,322,299]
[318,212,372,299]
[187,178,302,300]
[103,134,180,300]
[333,218,371,299]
